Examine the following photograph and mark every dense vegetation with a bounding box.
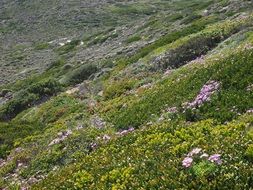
[0,0,253,189]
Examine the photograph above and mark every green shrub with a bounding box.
[32,117,253,190]
[0,78,62,121]
[182,14,202,24]
[103,79,136,100]
[118,16,218,67]
[34,42,50,50]
[125,35,142,44]
[62,63,98,85]
[192,161,216,177]
[57,40,80,55]
[245,144,253,162]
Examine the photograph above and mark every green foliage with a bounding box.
[245,144,253,162]
[62,64,98,85]
[88,31,118,46]
[103,79,136,100]
[101,46,253,129]
[34,42,50,50]
[47,58,66,70]
[182,13,202,24]
[70,170,94,189]
[33,116,253,190]
[57,40,80,55]
[119,16,218,67]
[0,78,62,121]
[198,50,253,122]
[125,35,142,44]
[167,13,184,22]
[192,161,216,177]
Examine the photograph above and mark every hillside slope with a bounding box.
[0,0,253,189]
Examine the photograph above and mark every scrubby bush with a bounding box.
[57,40,80,55]
[34,42,50,50]
[153,17,252,70]
[245,144,253,162]
[103,79,136,100]
[0,78,62,121]
[101,47,253,129]
[62,64,98,85]
[125,35,142,44]
[32,117,253,190]
[118,16,218,67]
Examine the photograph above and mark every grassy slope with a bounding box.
[0,0,253,189]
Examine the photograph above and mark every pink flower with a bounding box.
[187,81,220,108]
[128,127,135,132]
[208,154,222,165]
[182,157,193,168]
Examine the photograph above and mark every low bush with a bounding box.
[0,78,62,121]
[101,48,253,129]
[62,63,98,85]
[117,16,218,67]
[57,40,80,55]
[32,116,253,190]
[34,42,50,50]
[125,35,142,44]
[103,79,136,100]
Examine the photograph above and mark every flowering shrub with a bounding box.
[182,157,193,168]
[32,116,253,189]
[182,148,222,169]
[186,80,220,108]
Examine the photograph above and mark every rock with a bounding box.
[76,125,84,130]
[27,177,38,185]
[65,87,79,95]
[90,116,106,129]
[0,89,11,97]
[202,9,209,16]
[98,90,103,96]
[102,134,111,141]
[116,127,135,136]
[49,129,72,146]
[0,158,6,168]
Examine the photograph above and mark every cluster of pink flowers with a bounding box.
[187,148,202,156]
[182,157,193,168]
[208,154,222,165]
[187,80,220,108]
[182,148,222,168]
